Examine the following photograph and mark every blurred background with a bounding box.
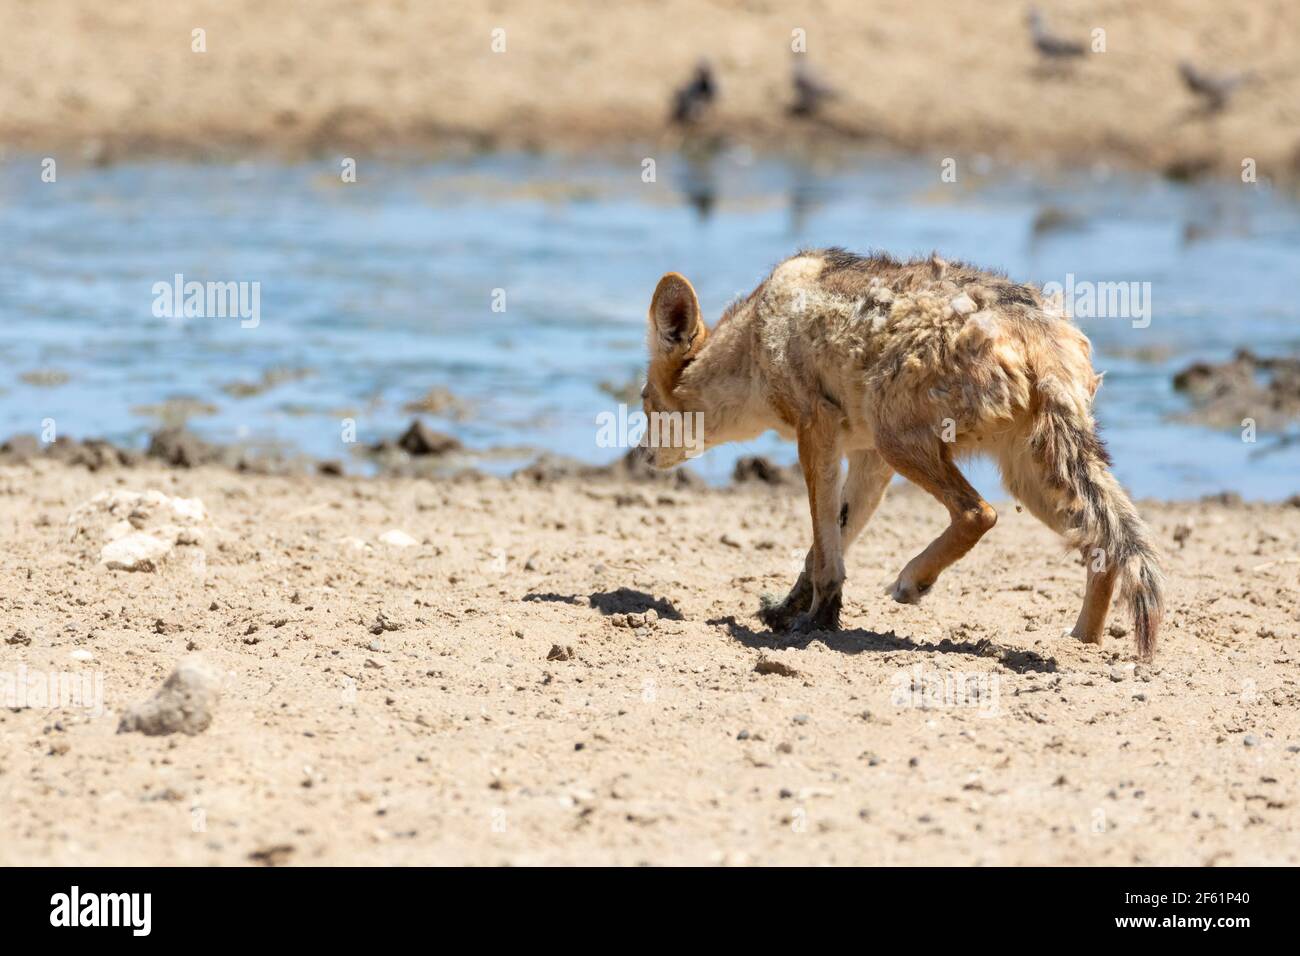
[0,0,1297,497]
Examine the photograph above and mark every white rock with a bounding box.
[1109,663,1135,683]
[104,519,136,542]
[164,495,208,523]
[379,530,419,548]
[69,649,95,662]
[69,489,207,528]
[101,532,174,572]
[72,488,210,572]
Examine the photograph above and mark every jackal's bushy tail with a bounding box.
[1027,375,1165,660]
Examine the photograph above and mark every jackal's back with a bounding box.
[753,247,1082,443]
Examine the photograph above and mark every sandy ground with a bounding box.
[1,459,1297,866]
[3,1,1299,178]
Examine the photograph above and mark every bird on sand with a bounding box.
[788,57,840,117]
[670,60,717,125]
[1178,61,1249,113]
[1026,6,1086,60]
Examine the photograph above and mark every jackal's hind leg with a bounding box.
[1001,451,1119,646]
[879,437,996,604]
[1070,550,1118,644]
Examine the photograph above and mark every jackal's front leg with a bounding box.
[789,409,846,632]
[760,449,890,631]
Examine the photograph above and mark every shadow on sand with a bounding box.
[523,587,684,621]
[708,614,1057,674]
[524,589,1055,674]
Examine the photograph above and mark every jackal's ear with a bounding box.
[648,272,704,355]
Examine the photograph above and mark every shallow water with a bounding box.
[1,150,1297,499]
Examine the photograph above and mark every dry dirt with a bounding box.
[2,460,1298,865]
[4,1,1300,179]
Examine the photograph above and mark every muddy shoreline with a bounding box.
[6,422,1296,505]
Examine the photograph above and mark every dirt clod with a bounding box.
[755,656,800,678]
[117,657,222,737]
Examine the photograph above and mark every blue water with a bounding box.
[0,149,1296,498]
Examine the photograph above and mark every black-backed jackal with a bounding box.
[641,248,1165,659]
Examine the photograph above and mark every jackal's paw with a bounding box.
[758,599,804,632]
[888,576,932,605]
[758,576,814,631]
[792,592,842,634]
[758,603,791,630]
[1066,626,1104,646]
[790,612,819,634]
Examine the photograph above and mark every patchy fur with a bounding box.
[642,249,1165,659]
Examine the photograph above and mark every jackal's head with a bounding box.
[641,272,709,469]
